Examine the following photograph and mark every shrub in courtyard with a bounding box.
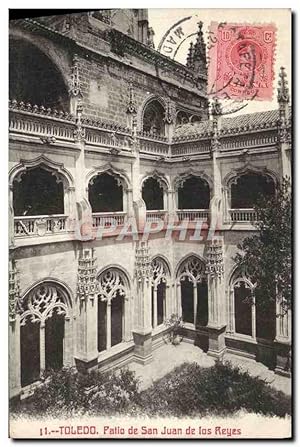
[138,361,291,418]
[11,367,140,417]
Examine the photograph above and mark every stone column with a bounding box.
[75,247,100,371]
[205,238,227,358]
[274,299,291,377]
[209,99,224,237]
[132,241,153,364]
[176,282,182,316]
[40,323,46,374]
[193,283,198,327]
[153,285,158,328]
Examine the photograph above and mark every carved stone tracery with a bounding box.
[151,257,169,286]
[20,282,70,326]
[177,256,206,284]
[98,268,128,303]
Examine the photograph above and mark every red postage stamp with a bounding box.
[207,22,277,101]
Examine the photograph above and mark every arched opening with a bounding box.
[45,309,65,370]
[97,268,128,351]
[20,320,40,387]
[176,111,189,126]
[9,38,69,111]
[142,99,165,136]
[13,166,64,216]
[89,173,123,213]
[181,278,194,324]
[142,177,164,210]
[151,257,169,328]
[111,293,123,346]
[234,281,253,337]
[231,173,275,208]
[177,256,208,327]
[178,176,210,209]
[20,282,71,387]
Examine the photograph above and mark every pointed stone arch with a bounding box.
[18,279,74,387]
[176,254,208,327]
[223,163,279,188]
[96,265,131,351]
[9,155,74,190]
[86,163,131,191]
[139,94,167,136]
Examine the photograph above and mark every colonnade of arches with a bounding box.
[16,254,277,388]
[11,163,276,220]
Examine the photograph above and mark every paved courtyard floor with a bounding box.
[128,342,291,396]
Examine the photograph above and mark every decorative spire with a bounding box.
[191,21,207,74]
[186,42,195,69]
[69,54,82,98]
[135,241,152,283]
[194,21,206,57]
[126,81,137,115]
[74,100,86,141]
[77,248,100,301]
[205,239,224,279]
[277,67,289,104]
[9,260,21,322]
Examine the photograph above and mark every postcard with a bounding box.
[9,7,292,439]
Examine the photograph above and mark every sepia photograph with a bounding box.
[8,6,292,439]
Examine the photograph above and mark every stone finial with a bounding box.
[277,67,290,104]
[211,98,222,117]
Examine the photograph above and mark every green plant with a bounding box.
[163,313,184,345]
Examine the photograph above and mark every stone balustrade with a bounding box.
[229,209,258,222]
[92,212,127,228]
[14,215,68,237]
[145,210,167,222]
[176,209,209,222]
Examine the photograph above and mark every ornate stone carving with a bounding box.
[164,100,176,125]
[20,282,70,326]
[74,101,86,142]
[143,170,168,191]
[69,54,82,98]
[277,66,289,104]
[77,248,100,301]
[98,268,127,303]
[135,241,152,283]
[9,260,21,322]
[177,256,206,284]
[211,98,222,117]
[205,239,224,279]
[151,257,169,286]
[40,136,56,145]
[126,82,137,115]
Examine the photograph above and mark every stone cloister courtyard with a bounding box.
[128,342,291,395]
